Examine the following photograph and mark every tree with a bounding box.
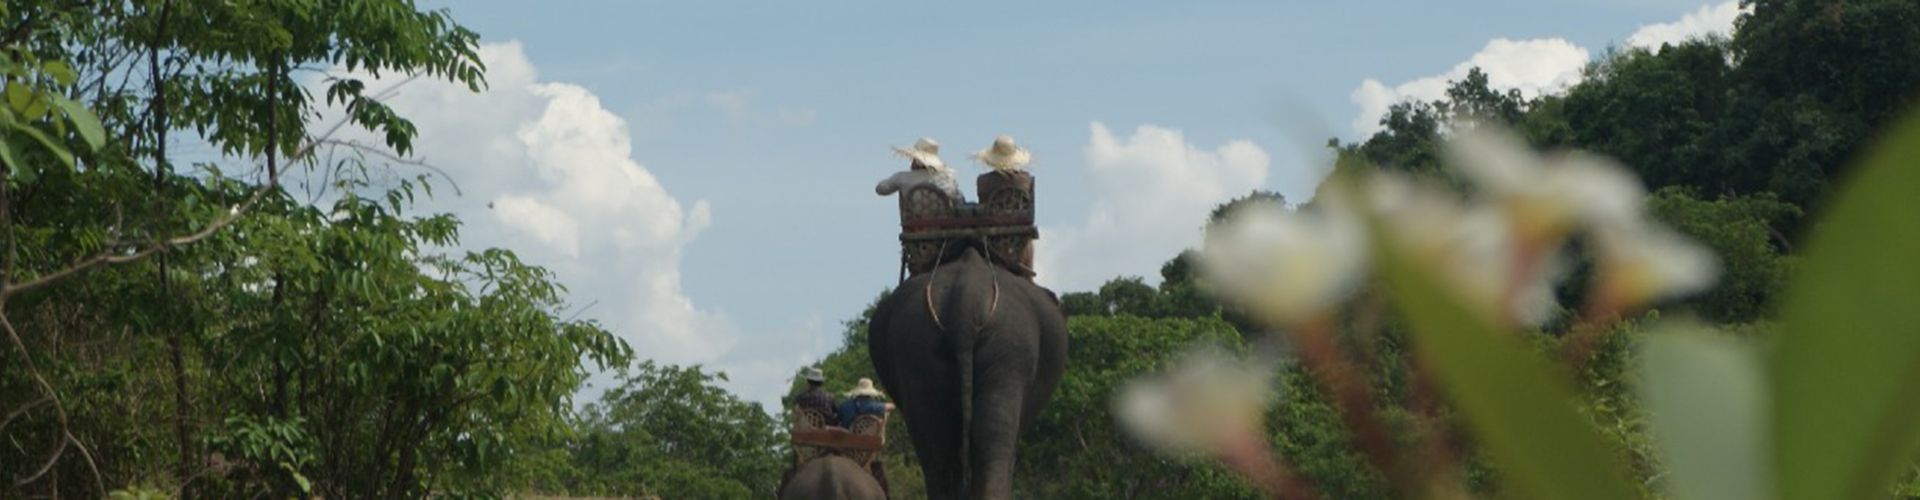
[0,1,633,497]
[1443,68,1528,129]
[1016,315,1264,499]
[1646,187,1799,322]
[1562,41,1735,193]
[549,362,786,499]
[1341,68,1528,177]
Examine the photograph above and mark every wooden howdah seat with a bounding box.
[790,408,888,468]
[898,171,1038,279]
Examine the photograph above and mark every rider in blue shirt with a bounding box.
[837,378,893,428]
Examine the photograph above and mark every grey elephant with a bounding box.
[869,245,1070,499]
[780,456,887,500]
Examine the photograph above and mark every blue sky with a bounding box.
[362,0,1745,408]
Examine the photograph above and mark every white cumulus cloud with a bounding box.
[1349,38,1591,137]
[318,41,735,365]
[1347,2,1752,139]
[1035,123,1270,292]
[490,196,581,258]
[1627,1,1747,50]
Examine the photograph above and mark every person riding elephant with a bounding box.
[789,367,839,425]
[780,455,887,500]
[877,137,966,202]
[837,378,894,428]
[869,242,1069,499]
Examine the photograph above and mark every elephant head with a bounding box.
[780,456,886,500]
[869,245,1070,499]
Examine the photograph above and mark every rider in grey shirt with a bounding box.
[876,137,965,202]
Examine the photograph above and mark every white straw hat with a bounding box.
[803,367,825,383]
[892,137,947,171]
[845,378,886,399]
[973,135,1031,171]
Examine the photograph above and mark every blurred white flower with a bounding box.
[1367,173,1564,325]
[1592,221,1720,309]
[1198,200,1367,326]
[1434,127,1725,318]
[1115,347,1277,456]
[1445,129,1646,240]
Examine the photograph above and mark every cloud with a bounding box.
[1346,2,1751,138]
[490,196,581,258]
[705,88,817,127]
[1349,38,1591,137]
[1626,1,1746,50]
[1035,123,1270,293]
[320,41,735,365]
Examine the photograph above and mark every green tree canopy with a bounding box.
[547,362,786,499]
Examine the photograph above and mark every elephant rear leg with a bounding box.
[894,362,966,500]
[966,358,1035,499]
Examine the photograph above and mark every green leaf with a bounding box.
[41,61,76,86]
[13,124,74,169]
[280,462,313,493]
[1640,328,1768,500]
[20,95,45,121]
[0,134,26,183]
[1773,110,1920,500]
[48,94,104,150]
[4,82,27,112]
[1376,241,1637,500]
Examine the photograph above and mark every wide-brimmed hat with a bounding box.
[973,135,1031,171]
[892,137,947,171]
[846,378,886,399]
[803,367,825,383]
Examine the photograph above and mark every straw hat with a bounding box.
[802,367,825,383]
[973,135,1031,172]
[892,137,947,171]
[845,378,886,399]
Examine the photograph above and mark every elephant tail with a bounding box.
[930,246,1001,494]
[957,335,976,492]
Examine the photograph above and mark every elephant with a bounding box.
[780,456,887,500]
[869,244,1070,499]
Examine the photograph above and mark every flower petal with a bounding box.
[1199,202,1367,325]
[1594,221,1721,307]
[1115,346,1278,456]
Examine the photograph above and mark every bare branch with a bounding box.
[0,294,99,493]
[0,83,425,299]
[0,310,62,425]
[312,139,464,196]
[2,175,269,298]
[13,430,66,485]
[0,394,50,432]
[67,431,104,495]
